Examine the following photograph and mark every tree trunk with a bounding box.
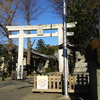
[27,33,31,65]
[8,38,12,55]
[7,31,13,75]
[26,15,31,74]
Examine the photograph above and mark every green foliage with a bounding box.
[45,67,55,73]
[0,44,7,66]
[0,44,17,71]
[67,0,99,55]
[47,0,100,55]
[85,38,100,63]
[45,45,58,55]
[35,39,58,55]
[35,39,46,54]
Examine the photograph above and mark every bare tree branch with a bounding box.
[0,0,23,54]
[31,39,36,47]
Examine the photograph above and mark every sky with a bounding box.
[10,0,62,49]
[24,0,62,49]
[0,0,63,50]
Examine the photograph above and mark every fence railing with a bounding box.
[73,73,90,93]
[32,73,89,93]
[32,74,62,92]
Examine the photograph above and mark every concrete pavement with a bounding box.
[0,76,91,100]
[0,76,72,100]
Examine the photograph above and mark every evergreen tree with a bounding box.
[45,45,58,55]
[35,39,58,55]
[67,0,99,55]
[46,0,100,55]
[35,39,46,54]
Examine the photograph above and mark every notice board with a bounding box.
[37,76,48,89]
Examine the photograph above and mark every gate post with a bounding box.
[58,27,63,72]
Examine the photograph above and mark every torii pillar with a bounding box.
[6,22,76,79]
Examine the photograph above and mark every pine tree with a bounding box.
[35,39,46,54]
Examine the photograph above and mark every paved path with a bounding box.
[0,76,68,100]
[0,76,91,100]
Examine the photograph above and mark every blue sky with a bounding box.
[0,0,62,49]
[26,0,62,49]
[11,0,62,49]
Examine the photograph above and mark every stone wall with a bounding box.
[88,62,100,100]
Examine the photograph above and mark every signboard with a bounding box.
[17,65,23,79]
[37,76,48,89]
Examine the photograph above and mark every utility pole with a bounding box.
[63,0,69,97]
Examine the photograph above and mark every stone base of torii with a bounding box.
[6,22,77,79]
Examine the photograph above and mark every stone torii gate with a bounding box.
[6,22,76,79]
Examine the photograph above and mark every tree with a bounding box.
[45,45,58,55]
[46,0,63,16]
[19,0,46,68]
[0,44,17,73]
[35,39,46,54]
[0,44,6,68]
[35,39,58,55]
[67,0,99,55]
[19,0,43,22]
[0,0,24,75]
[0,0,23,54]
[46,0,100,55]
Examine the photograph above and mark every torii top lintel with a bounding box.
[6,22,77,31]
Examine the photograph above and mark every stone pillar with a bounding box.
[17,30,24,79]
[58,27,63,72]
